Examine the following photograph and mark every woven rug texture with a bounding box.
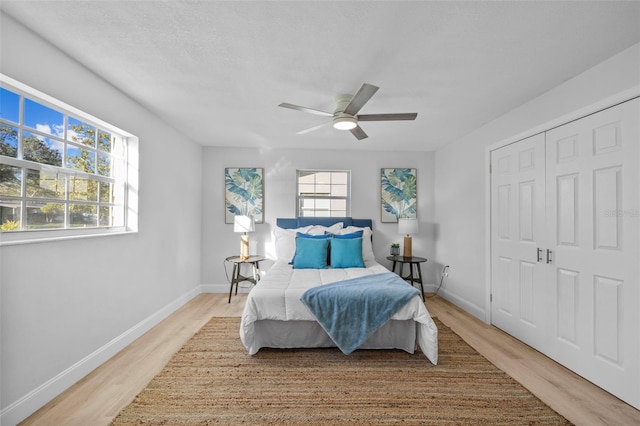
[111,317,571,425]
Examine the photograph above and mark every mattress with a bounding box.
[240,259,438,364]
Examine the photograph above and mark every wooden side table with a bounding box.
[225,255,266,303]
[386,255,428,301]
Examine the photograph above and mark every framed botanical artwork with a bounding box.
[380,168,417,223]
[225,167,264,224]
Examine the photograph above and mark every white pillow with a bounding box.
[335,226,375,262]
[306,222,344,235]
[274,225,311,261]
[273,222,344,261]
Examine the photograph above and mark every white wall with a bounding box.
[434,43,640,320]
[201,147,439,289]
[0,14,203,424]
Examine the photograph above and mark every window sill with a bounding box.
[0,228,136,246]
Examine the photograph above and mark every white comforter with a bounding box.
[240,260,438,364]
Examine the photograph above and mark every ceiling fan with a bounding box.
[278,83,417,140]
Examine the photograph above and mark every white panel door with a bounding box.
[490,133,548,351]
[545,98,639,407]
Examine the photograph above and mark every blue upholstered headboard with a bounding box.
[276,217,373,230]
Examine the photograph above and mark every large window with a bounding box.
[0,76,135,243]
[297,170,350,217]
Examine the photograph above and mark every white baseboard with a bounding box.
[422,283,438,293]
[416,284,485,322]
[1,287,201,426]
[436,288,486,322]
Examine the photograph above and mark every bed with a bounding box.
[239,217,438,364]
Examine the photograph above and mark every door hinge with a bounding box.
[490,293,493,302]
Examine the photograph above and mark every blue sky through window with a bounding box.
[0,87,20,123]
[24,97,64,137]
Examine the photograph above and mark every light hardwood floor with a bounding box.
[21,293,640,426]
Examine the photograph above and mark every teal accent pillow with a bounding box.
[297,232,332,239]
[330,237,365,268]
[292,237,330,269]
[331,230,363,239]
[291,232,332,264]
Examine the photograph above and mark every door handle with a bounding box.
[537,248,543,262]
[546,249,553,264]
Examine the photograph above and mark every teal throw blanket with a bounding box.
[300,272,420,354]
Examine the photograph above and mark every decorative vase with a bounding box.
[390,246,400,256]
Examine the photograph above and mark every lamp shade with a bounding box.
[234,215,255,233]
[398,218,418,235]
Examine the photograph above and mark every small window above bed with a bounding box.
[296,170,350,217]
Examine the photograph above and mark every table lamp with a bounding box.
[398,218,418,257]
[234,215,255,260]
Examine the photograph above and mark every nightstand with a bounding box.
[225,255,266,303]
[386,255,428,301]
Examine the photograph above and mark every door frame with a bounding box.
[484,87,639,324]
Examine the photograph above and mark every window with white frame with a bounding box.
[296,170,350,217]
[0,76,135,242]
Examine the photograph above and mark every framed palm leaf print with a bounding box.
[380,168,417,223]
[225,167,264,224]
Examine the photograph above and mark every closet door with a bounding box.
[545,98,639,407]
[490,133,549,351]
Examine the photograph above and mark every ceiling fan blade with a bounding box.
[357,113,418,121]
[296,121,332,135]
[349,125,368,140]
[343,83,379,116]
[279,103,333,117]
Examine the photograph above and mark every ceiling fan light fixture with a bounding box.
[279,83,416,140]
[333,116,357,130]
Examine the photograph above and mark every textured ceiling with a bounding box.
[2,1,639,152]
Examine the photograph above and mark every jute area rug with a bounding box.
[111,317,571,425]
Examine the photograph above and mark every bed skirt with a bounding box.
[246,319,417,354]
